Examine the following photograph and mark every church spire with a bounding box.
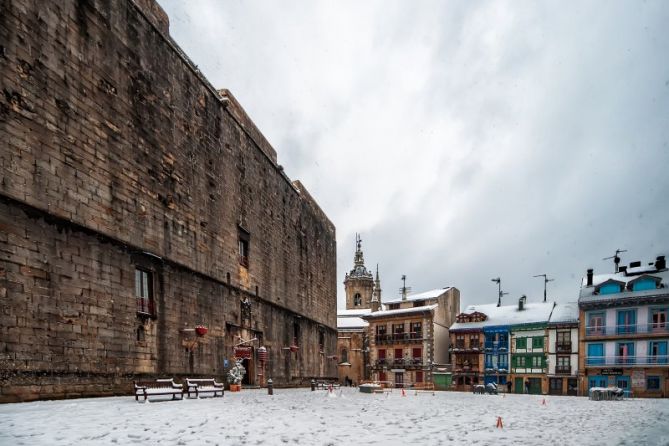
[353,233,365,267]
[371,264,382,312]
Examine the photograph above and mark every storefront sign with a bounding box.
[601,368,623,375]
[234,347,252,359]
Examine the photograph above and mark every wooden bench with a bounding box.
[134,378,183,402]
[316,380,340,390]
[186,378,224,398]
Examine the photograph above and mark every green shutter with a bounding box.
[532,337,544,349]
[516,337,526,349]
[542,356,547,368]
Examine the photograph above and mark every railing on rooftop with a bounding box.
[585,324,669,337]
[585,355,669,366]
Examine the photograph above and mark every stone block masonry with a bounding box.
[0,0,337,402]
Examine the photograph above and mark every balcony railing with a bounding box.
[484,341,509,351]
[375,358,425,368]
[556,342,572,353]
[136,297,155,316]
[555,365,571,374]
[585,324,669,337]
[376,332,423,344]
[585,355,669,366]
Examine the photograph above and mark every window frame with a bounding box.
[516,337,527,350]
[135,267,155,317]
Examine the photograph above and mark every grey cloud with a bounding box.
[159,0,669,309]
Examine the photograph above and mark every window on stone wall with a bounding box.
[135,268,155,317]
[293,321,300,346]
[319,329,325,352]
[238,227,250,268]
[136,325,145,342]
[341,348,348,363]
[354,293,362,306]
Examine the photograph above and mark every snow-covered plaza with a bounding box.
[1,388,668,446]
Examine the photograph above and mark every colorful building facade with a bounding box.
[364,287,460,387]
[546,302,579,395]
[578,255,668,398]
[451,299,555,393]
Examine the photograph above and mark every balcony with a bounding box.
[375,358,425,369]
[555,365,571,374]
[484,341,509,352]
[585,355,669,367]
[585,323,669,338]
[556,342,572,353]
[376,332,423,345]
[136,297,155,317]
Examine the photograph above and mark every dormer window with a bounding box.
[627,275,662,292]
[594,279,625,295]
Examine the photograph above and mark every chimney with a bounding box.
[656,255,666,271]
[518,295,526,311]
[586,269,593,287]
[619,265,628,275]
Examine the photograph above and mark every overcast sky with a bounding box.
[158,0,669,309]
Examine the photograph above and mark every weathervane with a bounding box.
[533,274,554,302]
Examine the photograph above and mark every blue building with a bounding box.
[578,255,668,398]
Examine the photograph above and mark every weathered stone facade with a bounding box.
[0,0,337,402]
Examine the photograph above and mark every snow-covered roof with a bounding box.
[362,304,438,319]
[449,301,555,331]
[337,317,368,329]
[383,287,452,304]
[578,267,669,306]
[548,302,579,325]
[337,308,373,317]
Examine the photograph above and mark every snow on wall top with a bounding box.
[362,304,438,319]
[337,309,373,317]
[548,302,579,324]
[337,317,368,329]
[449,301,555,331]
[383,287,452,304]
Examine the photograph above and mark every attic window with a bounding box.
[595,280,624,295]
[413,300,425,307]
[388,303,400,310]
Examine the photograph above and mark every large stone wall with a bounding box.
[0,0,337,402]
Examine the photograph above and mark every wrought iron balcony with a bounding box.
[585,355,669,367]
[556,342,572,353]
[136,297,155,317]
[555,365,572,374]
[585,324,669,337]
[376,332,423,344]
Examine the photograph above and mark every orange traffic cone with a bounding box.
[401,388,406,397]
[496,416,503,429]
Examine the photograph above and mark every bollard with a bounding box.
[311,379,316,391]
[267,379,273,395]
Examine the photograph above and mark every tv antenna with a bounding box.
[533,274,554,302]
[399,275,412,300]
[491,277,508,307]
[603,249,627,273]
